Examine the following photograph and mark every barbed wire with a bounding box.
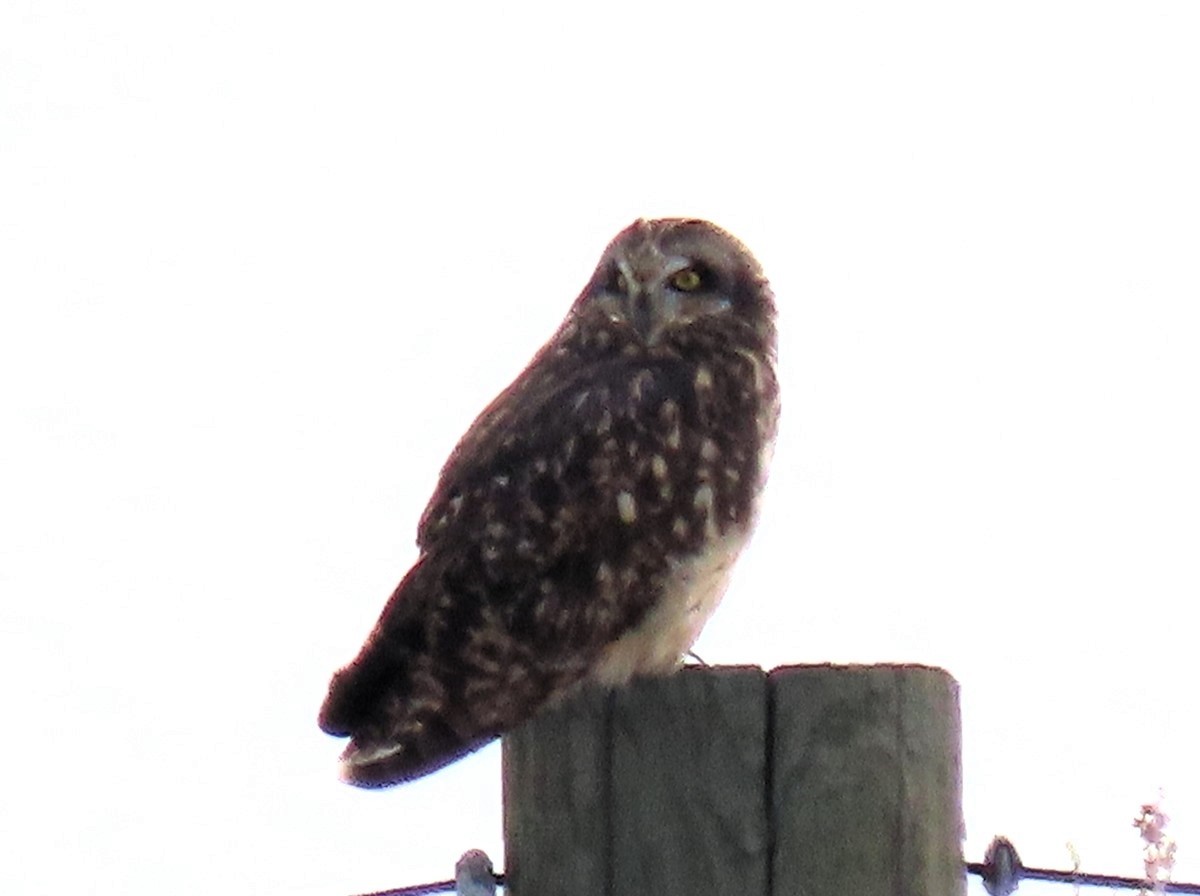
[351,840,1200,896]
[355,881,455,896]
[967,835,1199,894]
[353,867,1200,896]
[359,869,1200,896]
[964,862,1200,894]
[354,878,505,896]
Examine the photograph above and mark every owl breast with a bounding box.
[579,345,775,683]
[589,527,748,685]
[420,336,776,677]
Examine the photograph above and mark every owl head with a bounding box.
[573,218,775,352]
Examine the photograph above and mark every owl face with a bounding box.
[576,219,770,350]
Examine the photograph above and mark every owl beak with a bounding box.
[626,286,655,343]
[618,261,679,346]
[628,284,683,346]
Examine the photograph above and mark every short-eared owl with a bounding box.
[319,218,779,786]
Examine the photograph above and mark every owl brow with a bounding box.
[608,259,633,291]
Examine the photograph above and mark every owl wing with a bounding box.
[320,353,711,784]
[415,350,699,637]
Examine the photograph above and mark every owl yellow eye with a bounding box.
[670,268,703,291]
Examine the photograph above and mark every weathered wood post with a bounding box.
[502,663,962,896]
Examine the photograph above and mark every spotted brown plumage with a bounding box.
[318,218,779,786]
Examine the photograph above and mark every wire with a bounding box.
[354,859,1200,894]
[965,862,1200,894]
[352,874,506,896]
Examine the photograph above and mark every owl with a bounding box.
[318,218,779,786]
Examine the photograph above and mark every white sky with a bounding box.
[3,2,1198,894]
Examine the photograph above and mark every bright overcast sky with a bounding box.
[3,2,1198,894]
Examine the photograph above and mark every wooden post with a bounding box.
[771,664,964,896]
[502,663,963,896]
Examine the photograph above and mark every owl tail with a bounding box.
[319,658,498,787]
[317,563,500,787]
[337,726,497,787]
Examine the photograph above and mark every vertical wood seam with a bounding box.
[891,667,906,896]
[765,672,777,896]
[602,688,614,896]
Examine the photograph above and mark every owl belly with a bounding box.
[589,527,749,686]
